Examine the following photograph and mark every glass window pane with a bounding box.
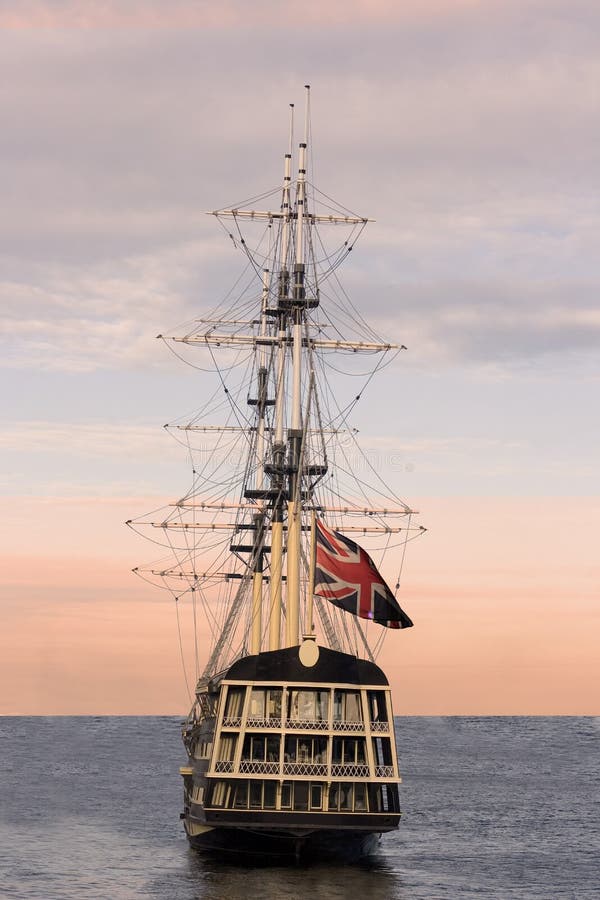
[328,784,340,810]
[333,691,343,720]
[250,689,265,718]
[225,687,244,717]
[250,781,262,808]
[293,782,309,811]
[298,691,316,719]
[267,689,282,718]
[310,784,323,809]
[266,737,280,762]
[346,692,362,722]
[314,738,327,763]
[219,735,237,761]
[281,782,292,808]
[288,690,299,719]
[368,690,388,723]
[339,784,353,810]
[297,740,311,762]
[233,782,248,808]
[355,783,367,810]
[332,738,342,763]
[316,691,329,721]
[264,781,277,808]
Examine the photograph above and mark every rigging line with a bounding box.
[314,351,400,458]
[213,182,285,214]
[215,210,240,249]
[330,457,404,510]
[340,429,411,507]
[313,246,353,284]
[311,225,378,339]
[316,290,380,345]
[160,336,254,375]
[372,626,387,659]
[224,219,276,274]
[196,586,221,647]
[306,181,369,221]
[175,599,194,705]
[335,604,353,656]
[310,350,369,430]
[394,512,413,594]
[196,287,260,337]
[231,215,271,285]
[311,221,368,284]
[205,341,256,439]
[322,242,383,343]
[182,429,241,494]
[342,602,359,658]
[314,595,342,652]
[353,617,375,663]
[202,575,252,677]
[305,341,329,479]
[132,569,177,592]
[193,257,258,325]
[321,357,394,378]
[315,292,378,350]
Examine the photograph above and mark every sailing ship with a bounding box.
[129,87,423,861]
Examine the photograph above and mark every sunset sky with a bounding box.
[1,0,598,714]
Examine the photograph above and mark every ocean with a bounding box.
[0,717,597,899]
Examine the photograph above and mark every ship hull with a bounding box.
[186,822,381,863]
[181,645,402,865]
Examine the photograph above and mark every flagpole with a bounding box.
[305,509,317,637]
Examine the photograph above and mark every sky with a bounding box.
[1,0,599,714]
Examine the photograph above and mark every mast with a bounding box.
[130,88,421,676]
[249,266,270,654]
[285,85,310,648]
[268,104,294,653]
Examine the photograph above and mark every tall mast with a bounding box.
[249,265,270,654]
[268,104,294,653]
[285,85,310,648]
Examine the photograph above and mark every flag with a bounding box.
[313,518,413,629]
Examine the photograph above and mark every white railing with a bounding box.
[221,716,384,733]
[370,721,389,733]
[331,764,370,777]
[283,762,328,776]
[285,718,329,730]
[239,760,280,774]
[246,717,282,729]
[214,758,393,779]
[332,720,365,733]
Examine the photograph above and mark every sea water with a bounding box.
[0,717,598,899]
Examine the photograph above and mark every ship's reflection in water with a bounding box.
[187,845,403,900]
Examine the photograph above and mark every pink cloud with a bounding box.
[1,0,483,29]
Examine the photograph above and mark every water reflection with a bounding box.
[185,846,403,900]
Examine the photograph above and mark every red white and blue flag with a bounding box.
[313,518,413,629]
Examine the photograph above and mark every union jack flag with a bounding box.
[313,518,414,629]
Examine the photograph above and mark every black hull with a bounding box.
[181,646,402,866]
[187,824,381,863]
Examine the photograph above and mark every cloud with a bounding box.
[0,0,484,30]
[342,278,600,371]
[0,421,167,456]
[0,237,235,371]
[1,5,599,375]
